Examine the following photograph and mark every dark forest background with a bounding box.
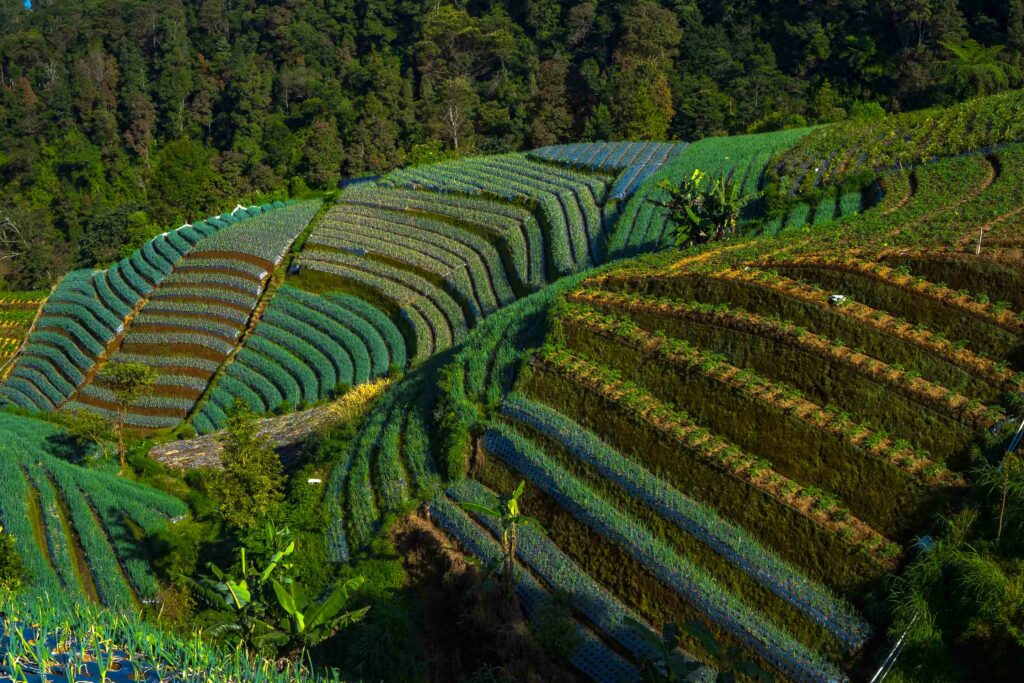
[1,0,1022,288]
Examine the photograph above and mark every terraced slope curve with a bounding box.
[529,141,689,200]
[772,88,1024,192]
[462,147,1024,681]
[65,201,320,429]
[378,153,609,273]
[191,288,404,434]
[0,227,207,411]
[290,155,610,366]
[0,413,187,608]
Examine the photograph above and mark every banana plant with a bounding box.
[658,169,759,248]
[625,617,773,682]
[271,575,369,653]
[180,530,296,652]
[460,480,544,602]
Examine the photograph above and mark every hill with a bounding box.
[1,90,1023,682]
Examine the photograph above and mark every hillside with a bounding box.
[0,90,1023,682]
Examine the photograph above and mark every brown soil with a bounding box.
[119,342,229,363]
[391,510,582,683]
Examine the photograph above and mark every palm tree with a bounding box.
[937,40,1016,98]
[460,481,543,602]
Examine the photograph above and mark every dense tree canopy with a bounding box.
[1,0,1022,288]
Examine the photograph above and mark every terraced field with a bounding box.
[191,287,402,433]
[64,201,320,429]
[606,128,819,258]
[0,291,47,376]
[529,141,689,200]
[378,153,609,273]
[3,91,1024,681]
[431,144,1023,680]
[0,412,187,607]
[772,89,1024,193]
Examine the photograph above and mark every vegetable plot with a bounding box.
[0,412,186,606]
[69,200,320,430]
[194,286,404,432]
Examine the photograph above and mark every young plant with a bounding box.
[459,480,544,603]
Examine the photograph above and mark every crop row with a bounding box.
[134,311,242,341]
[771,89,1024,190]
[766,254,1023,345]
[426,492,644,683]
[557,299,984,485]
[529,346,901,566]
[112,352,221,374]
[323,204,518,306]
[143,299,250,325]
[448,477,714,678]
[566,288,980,474]
[482,424,847,682]
[381,153,607,274]
[192,200,319,264]
[298,251,463,357]
[62,400,182,429]
[152,283,255,310]
[161,269,263,296]
[177,257,269,280]
[341,185,547,289]
[121,330,235,356]
[79,384,194,413]
[599,265,1020,399]
[530,141,688,199]
[310,229,486,321]
[500,393,871,651]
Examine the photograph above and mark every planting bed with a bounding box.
[67,201,320,429]
[0,413,186,607]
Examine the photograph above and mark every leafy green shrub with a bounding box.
[0,524,26,594]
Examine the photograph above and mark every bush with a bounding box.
[0,524,26,594]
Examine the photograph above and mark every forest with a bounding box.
[2,0,1024,289]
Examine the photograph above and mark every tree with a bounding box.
[99,361,158,471]
[0,524,25,595]
[215,399,284,528]
[937,40,1016,98]
[299,119,343,189]
[78,203,146,266]
[149,138,221,224]
[528,54,573,147]
[459,480,543,603]
[58,409,114,461]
